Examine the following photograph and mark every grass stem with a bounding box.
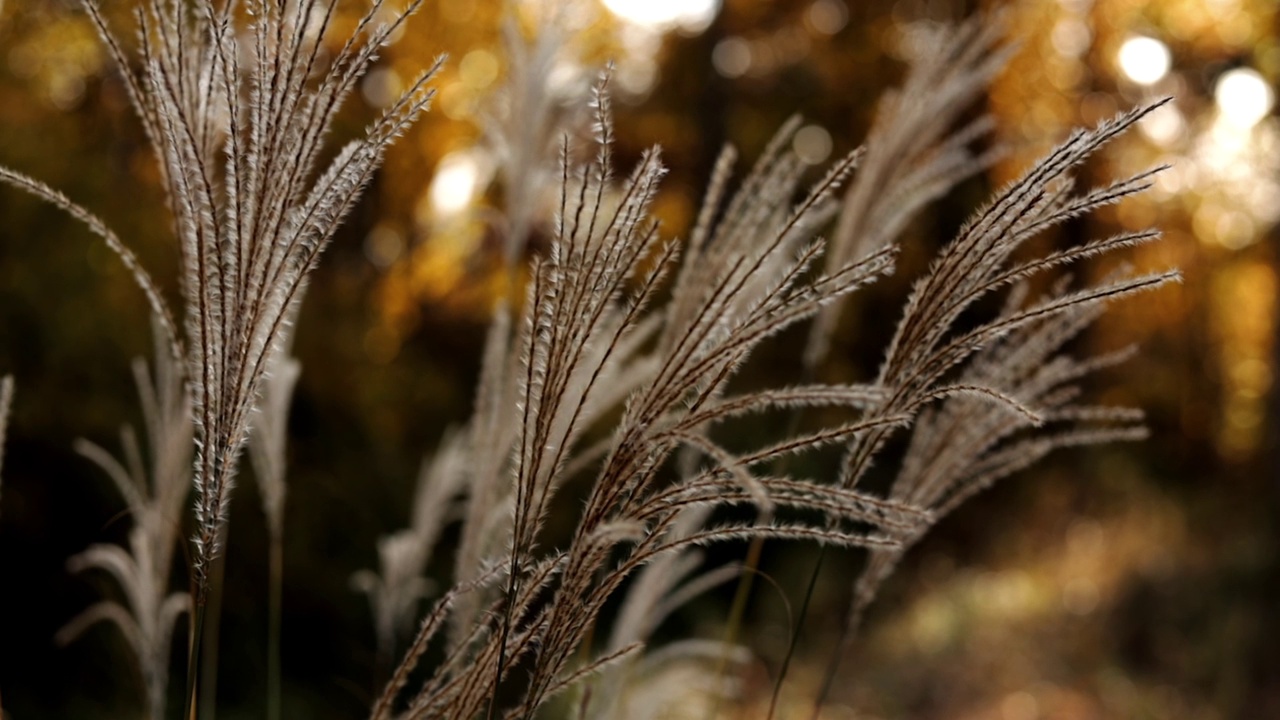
[268,525,283,720]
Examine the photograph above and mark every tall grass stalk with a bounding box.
[1,0,441,716]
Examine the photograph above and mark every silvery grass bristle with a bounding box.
[830,99,1179,503]
[586,506,748,719]
[0,0,444,717]
[0,0,441,603]
[718,20,1013,707]
[806,13,1015,369]
[367,65,1178,720]
[58,316,193,720]
[385,7,607,656]
[481,1,596,267]
[801,97,1181,707]
[368,70,933,720]
[353,429,468,673]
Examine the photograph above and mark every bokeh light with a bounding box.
[1214,67,1275,129]
[601,0,720,32]
[1117,36,1172,85]
[793,124,833,165]
[428,150,490,219]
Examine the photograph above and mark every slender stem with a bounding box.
[704,526,766,720]
[572,605,600,719]
[768,546,826,720]
[268,524,283,720]
[184,601,206,720]
[708,381,813,720]
[199,538,228,720]
[489,259,538,720]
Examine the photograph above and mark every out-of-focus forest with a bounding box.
[0,0,1277,718]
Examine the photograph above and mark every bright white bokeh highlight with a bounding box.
[602,0,720,32]
[1215,68,1275,130]
[429,151,489,218]
[1118,36,1171,86]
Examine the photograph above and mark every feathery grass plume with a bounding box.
[353,430,468,676]
[248,326,299,571]
[836,101,1177,496]
[370,74,931,720]
[436,18,611,645]
[717,19,1014,702]
[1,1,441,714]
[803,101,1181,710]
[589,640,753,720]
[482,1,594,267]
[844,276,1151,635]
[0,374,12,517]
[108,0,440,602]
[584,507,748,719]
[448,303,523,646]
[58,320,193,720]
[805,14,1012,368]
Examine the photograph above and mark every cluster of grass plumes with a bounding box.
[0,2,1180,719]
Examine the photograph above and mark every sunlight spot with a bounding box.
[429,151,488,218]
[361,67,401,108]
[602,0,720,33]
[1215,68,1274,130]
[364,224,405,269]
[439,82,477,120]
[1118,36,1170,85]
[1051,18,1091,57]
[1215,208,1257,249]
[617,57,657,95]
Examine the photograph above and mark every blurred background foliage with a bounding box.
[0,0,1277,718]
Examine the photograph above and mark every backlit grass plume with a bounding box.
[58,319,192,720]
[368,72,938,720]
[367,66,1177,720]
[0,0,441,715]
[806,99,1180,709]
